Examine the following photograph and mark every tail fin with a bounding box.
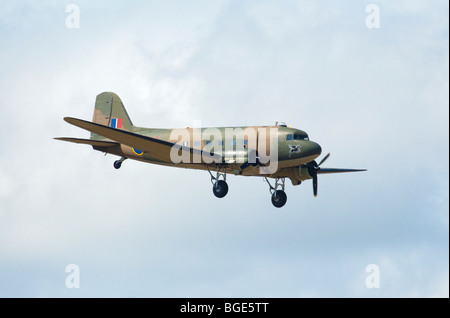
[91,92,133,140]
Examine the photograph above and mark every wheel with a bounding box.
[271,190,287,208]
[113,160,122,169]
[213,180,228,198]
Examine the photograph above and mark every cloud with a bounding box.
[0,0,448,297]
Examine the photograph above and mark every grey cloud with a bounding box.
[0,0,447,297]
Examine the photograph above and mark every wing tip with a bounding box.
[63,117,77,124]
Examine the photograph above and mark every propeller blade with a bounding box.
[317,168,367,174]
[318,153,330,167]
[313,174,318,197]
[239,161,250,171]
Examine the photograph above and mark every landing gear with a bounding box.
[114,157,127,169]
[208,167,228,198]
[271,190,287,208]
[213,180,229,198]
[264,177,287,208]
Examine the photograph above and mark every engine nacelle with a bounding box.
[223,148,259,165]
[283,165,312,185]
[223,149,248,164]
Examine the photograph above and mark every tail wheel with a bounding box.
[113,157,127,170]
[271,190,287,208]
[213,180,229,198]
[113,161,122,169]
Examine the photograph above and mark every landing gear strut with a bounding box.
[264,177,287,208]
[114,157,127,169]
[208,167,228,198]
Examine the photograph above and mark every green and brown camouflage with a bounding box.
[85,92,322,177]
[56,92,366,207]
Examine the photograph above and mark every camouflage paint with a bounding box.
[60,92,330,184]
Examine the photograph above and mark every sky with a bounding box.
[0,0,448,297]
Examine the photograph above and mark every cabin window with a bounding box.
[294,134,309,141]
[194,141,201,147]
[286,134,293,141]
[205,140,212,146]
[231,140,236,146]
[243,140,248,146]
[183,141,189,147]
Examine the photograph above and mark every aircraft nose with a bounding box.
[311,141,322,156]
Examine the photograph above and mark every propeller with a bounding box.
[307,153,330,197]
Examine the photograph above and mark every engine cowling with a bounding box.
[223,149,248,164]
[283,165,313,185]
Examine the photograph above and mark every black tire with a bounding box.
[271,190,287,208]
[113,161,122,169]
[213,180,229,198]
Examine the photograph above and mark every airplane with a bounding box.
[55,92,366,208]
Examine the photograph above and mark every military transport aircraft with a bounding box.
[56,92,366,208]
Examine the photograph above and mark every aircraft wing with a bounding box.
[54,137,119,147]
[62,117,222,163]
[318,168,367,174]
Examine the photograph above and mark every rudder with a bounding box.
[91,92,133,140]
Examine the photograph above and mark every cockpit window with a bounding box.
[286,134,293,141]
[294,134,309,141]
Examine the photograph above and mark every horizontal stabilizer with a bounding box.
[62,117,222,163]
[54,137,119,147]
[318,168,367,174]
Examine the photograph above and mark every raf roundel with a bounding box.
[132,148,143,156]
